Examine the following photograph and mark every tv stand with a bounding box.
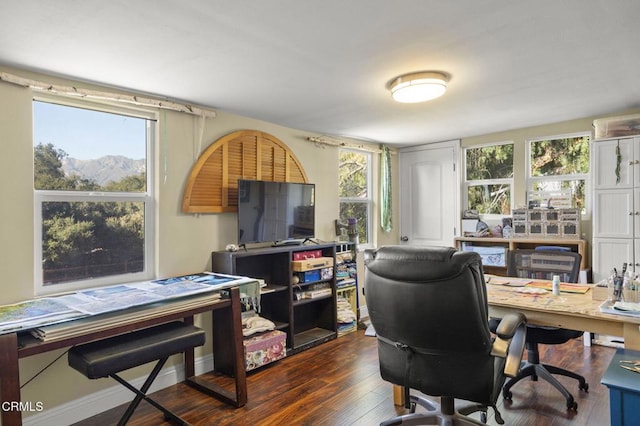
[212,243,337,355]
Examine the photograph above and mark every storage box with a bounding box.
[544,210,560,222]
[544,222,561,236]
[561,221,580,237]
[593,113,640,139]
[512,209,528,221]
[461,245,507,267]
[513,221,528,236]
[292,256,333,271]
[292,250,322,261]
[295,269,321,283]
[528,222,544,236]
[244,330,287,371]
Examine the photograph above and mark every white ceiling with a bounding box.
[1,0,639,147]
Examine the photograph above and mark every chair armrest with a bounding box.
[490,313,527,378]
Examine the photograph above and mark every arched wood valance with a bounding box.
[182,130,308,213]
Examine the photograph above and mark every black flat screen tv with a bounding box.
[237,179,315,245]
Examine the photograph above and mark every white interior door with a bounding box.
[399,140,460,247]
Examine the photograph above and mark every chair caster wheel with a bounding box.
[480,412,487,423]
[503,390,512,401]
[580,382,589,392]
[409,401,417,413]
[567,399,578,411]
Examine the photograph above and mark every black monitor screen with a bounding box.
[237,180,315,244]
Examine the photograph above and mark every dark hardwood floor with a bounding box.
[73,330,615,425]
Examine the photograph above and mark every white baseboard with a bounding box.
[23,353,214,426]
[359,305,368,319]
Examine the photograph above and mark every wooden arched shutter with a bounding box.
[182,130,308,213]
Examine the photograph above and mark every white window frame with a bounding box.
[33,95,156,296]
[338,148,373,249]
[526,132,591,216]
[463,141,514,219]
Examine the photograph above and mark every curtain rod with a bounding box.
[307,136,397,154]
[0,71,217,118]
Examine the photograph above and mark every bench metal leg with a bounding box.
[111,356,189,426]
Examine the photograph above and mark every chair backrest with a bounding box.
[364,245,501,404]
[507,249,581,283]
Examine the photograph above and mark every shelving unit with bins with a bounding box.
[211,243,337,355]
[454,236,588,277]
[335,242,358,336]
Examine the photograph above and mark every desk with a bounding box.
[391,283,640,406]
[0,287,247,426]
[486,284,640,351]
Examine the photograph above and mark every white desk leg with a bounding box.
[583,332,592,347]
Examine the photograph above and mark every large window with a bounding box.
[33,98,155,295]
[338,149,371,245]
[464,142,513,215]
[527,133,590,213]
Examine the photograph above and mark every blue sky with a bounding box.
[32,101,147,160]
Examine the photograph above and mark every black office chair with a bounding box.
[364,246,527,425]
[492,248,589,411]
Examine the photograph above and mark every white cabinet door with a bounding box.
[636,187,640,239]
[592,138,634,189]
[593,238,634,283]
[593,188,634,238]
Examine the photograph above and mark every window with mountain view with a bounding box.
[33,98,155,294]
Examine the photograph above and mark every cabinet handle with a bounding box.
[630,212,634,216]
[630,161,635,165]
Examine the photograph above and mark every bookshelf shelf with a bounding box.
[212,243,337,355]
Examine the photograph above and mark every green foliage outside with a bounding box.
[529,137,590,176]
[466,137,589,214]
[466,144,513,214]
[529,136,590,211]
[338,151,369,244]
[35,143,145,284]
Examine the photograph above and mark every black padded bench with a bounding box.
[68,321,206,425]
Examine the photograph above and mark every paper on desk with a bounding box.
[613,301,640,313]
[600,301,640,317]
[526,281,591,294]
[485,275,531,287]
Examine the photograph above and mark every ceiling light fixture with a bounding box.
[388,71,449,103]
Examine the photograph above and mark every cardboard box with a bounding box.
[291,256,333,271]
[244,330,287,371]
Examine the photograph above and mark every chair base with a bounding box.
[381,395,492,426]
[503,361,588,411]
